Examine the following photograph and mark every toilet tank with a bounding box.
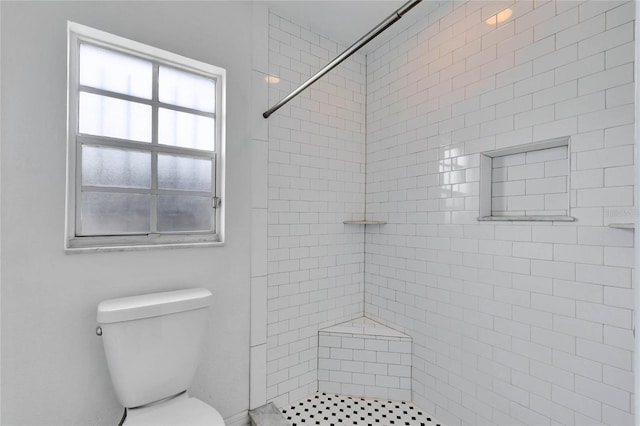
[97,288,212,408]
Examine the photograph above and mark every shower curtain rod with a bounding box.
[262,0,422,119]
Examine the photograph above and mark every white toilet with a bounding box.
[97,288,225,426]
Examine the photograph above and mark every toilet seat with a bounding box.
[124,393,225,426]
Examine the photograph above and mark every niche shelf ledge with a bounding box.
[477,215,575,222]
[343,220,387,225]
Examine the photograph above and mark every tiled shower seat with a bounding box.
[318,316,412,400]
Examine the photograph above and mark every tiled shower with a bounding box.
[257,1,636,425]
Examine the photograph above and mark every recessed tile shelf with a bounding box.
[343,220,387,225]
[479,137,572,222]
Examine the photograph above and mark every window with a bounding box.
[66,23,225,250]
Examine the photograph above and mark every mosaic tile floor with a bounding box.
[281,392,443,426]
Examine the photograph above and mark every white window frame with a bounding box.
[65,22,226,252]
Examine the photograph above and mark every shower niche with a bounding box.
[478,137,575,222]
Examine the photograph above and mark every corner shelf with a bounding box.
[343,220,386,225]
[608,223,635,230]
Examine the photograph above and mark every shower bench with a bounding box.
[318,316,412,400]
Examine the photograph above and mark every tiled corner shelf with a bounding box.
[608,223,635,229]
[318,317,412,400]
[343,220,387,225]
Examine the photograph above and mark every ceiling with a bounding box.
[265,1,408,51]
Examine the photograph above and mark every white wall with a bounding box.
[266,12,367,406]
[365,1,635,425]
[0,2,252,425]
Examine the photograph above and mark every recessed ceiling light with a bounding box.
[265,75,280,84]
[486,8,512,25]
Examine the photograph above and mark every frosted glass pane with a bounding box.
[159,66,215,112]
[80,44,152,99]
[157,195,212,232]
[158,108,214,151]
[158,154,212,192]
[79,92,152,142]
[81,192,150,235]
[82,145,151,189]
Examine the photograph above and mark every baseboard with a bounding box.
[225,410,250,426]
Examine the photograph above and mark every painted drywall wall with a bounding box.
[266,12,367,406]
[365,0,635,425]
[0,2,252,425]
[0,2,3,422]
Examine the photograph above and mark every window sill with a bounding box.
[65,234,224,254]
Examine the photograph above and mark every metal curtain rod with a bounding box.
[263,0,422,119]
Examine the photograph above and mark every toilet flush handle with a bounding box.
[96,326,102,336]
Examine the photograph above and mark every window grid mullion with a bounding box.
[77,135,216,159]
[80,185,212,197]
[77,85,216,119]
[212,152,217,233]
[74,36,84,237]
[150,63,159,233]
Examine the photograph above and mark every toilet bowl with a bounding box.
[124,392,224,426]
[97,288,225,426]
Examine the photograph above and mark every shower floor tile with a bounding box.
[280,392,444,426]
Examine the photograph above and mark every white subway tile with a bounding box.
[603,365,634,393]
[554,314,602,343]
[603,325,634,351]
[555,91,605,120]
[578,63,633,97]
[575,264,631,288]
[576,186,633,207]
[575,375,630,412]
[603,287,634,309]
[553,244,603,264]
[558,13,606,49]
[530,361,574,389]
[556,52,605,85]
[531,260,575,280]
[578,21,634,58]
[578,226,634,247]
[512,241,553,260]
[534,6,579,41]
[513,306,553,329]
[529,394,574,425]
[604,124,633,148]
[551,385,602,421]
[605,41,634,69]
[603,405,635,426]
[576,338,632,370]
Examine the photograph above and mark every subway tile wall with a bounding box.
[365,1,635,425]
[266,12,367,406]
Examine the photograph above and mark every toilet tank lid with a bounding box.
[97,288,212,324]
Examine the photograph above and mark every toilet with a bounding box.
[97,288,225,426]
